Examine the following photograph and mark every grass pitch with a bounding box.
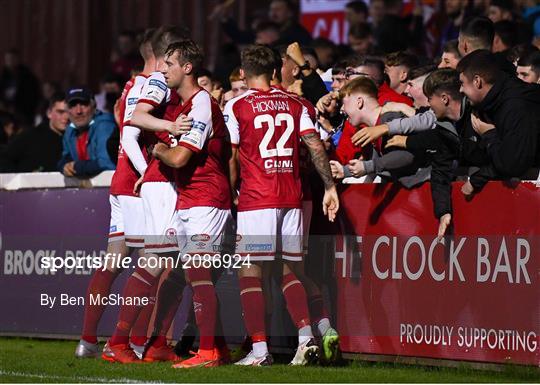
[0,338,538,383]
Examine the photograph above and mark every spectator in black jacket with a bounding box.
[457,50,540,196]
[1,92,68,172]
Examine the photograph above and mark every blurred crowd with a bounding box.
[0,0,539,188]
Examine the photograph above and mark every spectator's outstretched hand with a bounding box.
[385,135,407,149]
[316,92,339,116]
[322,186,339,222]
[381,102,415,117]
[461,180,475,200]
[329,160,344,179]
[437,213,452,241]
[352,124,389,147]
[286,42,305,67]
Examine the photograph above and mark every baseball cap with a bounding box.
[66,86,93,105]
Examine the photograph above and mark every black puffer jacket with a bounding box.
[470,73,540,189]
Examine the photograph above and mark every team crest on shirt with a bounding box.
[165,228,177,241]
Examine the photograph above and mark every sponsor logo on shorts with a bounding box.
[191,234,210,242]
[195,242,207,249]
[246,243,272,252]
[109,225,117,232]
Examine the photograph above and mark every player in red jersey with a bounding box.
[75,28,163,360]
[224,45,339,366]
[151,40,233,369]
[271,50,340,363]
[103,26,192,364]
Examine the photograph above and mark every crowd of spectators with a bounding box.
[0,1,539,233]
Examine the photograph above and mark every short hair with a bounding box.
[442,39,461,59]
[460,16,494,50]
[270,47,283,82]
[332,60,348,76]
[490,0,514,13]
[241,45,276,80]
[507,43,538,63]
[518,50,540,73]
[48,92,66,110]
[255,21,280,34]
[407,64,436,81]
[196,68,213,79]
[423,69,461,100]
[456,49,499,84]
[339,76,378,100]
[494,20,518,48]
[385,51,419,70]
[311,37,336,51]
[138,27,156,59]
[345,1,368,15]
[151,25,191,57]
[348,22,372,40]
[165,40,204,71]
[229,67,243,83]
[347,56,385,86]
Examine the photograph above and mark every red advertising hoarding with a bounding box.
[300,0,350,44]
[335,181,539,365]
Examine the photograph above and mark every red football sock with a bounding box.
[149,269,185,348]
[308,294,329,324]
[81,269,119,344]
[239,276,266,343]
[110,268,158,346]
[130,278,158,346]
[282,273,311,329]
[188,268,217,351]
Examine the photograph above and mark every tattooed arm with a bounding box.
[301,132,339,221]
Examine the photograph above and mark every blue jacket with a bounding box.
[58,110,117,176]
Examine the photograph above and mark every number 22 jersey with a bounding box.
[223,88,316,212]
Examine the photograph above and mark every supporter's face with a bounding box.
[230,80,248,97]
[47,101,69,132]
[348,35,372,55]
[369,0,385,23]
[269,1,291,25]
[487,6,511,23]
[446,0,465,16]
[118,35,134,56]
[517,65,540,83]
[281,55,297,86]
[459,73,483,105]
[68,100,94,128]
[341,93,364,126]
[331,73,347,91]
[162,52,184,89]
[405,76,429,108]
[439,52,461,69]
[427,92,448,119]
[255,30,280,45]
[198,76,213,93]
[314,47,334,70]
[103,81,121,94]
[385,65,406,91]
[345,8,366,24]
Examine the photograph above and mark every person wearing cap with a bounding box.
[58,86,117,177]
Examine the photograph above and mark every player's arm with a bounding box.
[152,143,193,168]
[223,99,240,203]
[131,102,191,135]
[121,126,147,175]
[299,106,339,221]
